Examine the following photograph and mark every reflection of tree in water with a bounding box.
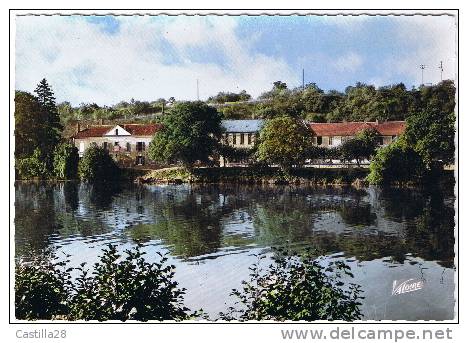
[15,183,60,256]
[15,182,455,268]
[15,182,122,257]
[128,189,226,259]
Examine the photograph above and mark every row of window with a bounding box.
[99,141,146,152]
[226,133,255,145]
[314,136,396,146]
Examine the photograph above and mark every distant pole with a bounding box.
[419,64,426,85]
[302,68,305,90]
[438,61,444,82]
[161,100,165,115]
[196,79,200,100]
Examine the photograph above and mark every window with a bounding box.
[328,137,333,145]
[232,134,237,145]
[136,142,146,152]
[114,142,119,146]
[103,142,108,150]
[240,133,245,145]
[247,133,252,145]
[317,136,322,145]
[378,137,384,145]
[126,142,131,152]
[115,129,118,135]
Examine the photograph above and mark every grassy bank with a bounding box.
[136,166,370,186]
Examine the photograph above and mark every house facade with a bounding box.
[308,121,406,148]
[72,119,405,167]
[72,123,160,166]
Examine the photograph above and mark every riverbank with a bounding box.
[136,166,370,186]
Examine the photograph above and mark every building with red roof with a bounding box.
[72,123,161,166]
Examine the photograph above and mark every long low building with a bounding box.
[71,120,405,166]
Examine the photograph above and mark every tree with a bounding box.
[339,128,379,166]
[404,110,456,170]
[34,79,63,158]
[78,145,120,182]
[16,148,49,179]
[257,116,312,172]
[367,138,426,185]
[53,142,79,179]
[14,91,48,159]
[148,101,223,169]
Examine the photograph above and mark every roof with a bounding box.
[73,124,161,139]
[309,121,405,137]
[221,119,264,133]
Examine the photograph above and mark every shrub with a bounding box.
[15,253,71,320]
[78,144,120,182]
[53,142,79,179]
[220,248,363,321]
[16,148,49,179]
[367,138,426,185]
[15,245,199,321]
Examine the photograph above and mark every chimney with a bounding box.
[76,122,80,134]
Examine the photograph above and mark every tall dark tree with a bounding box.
[34,78,63,157]
[14,91,48,158]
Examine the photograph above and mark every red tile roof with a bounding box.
[309,121,405,137]
[73,124,161,139]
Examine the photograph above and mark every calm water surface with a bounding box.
[15,182,456,320]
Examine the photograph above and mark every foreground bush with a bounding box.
[15,245,197,321]
[78,145,120,182]
[220,249,363,321]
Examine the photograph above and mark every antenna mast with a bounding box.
[419,64,426,85]
[438,61,444,82]
[196,79,200,100]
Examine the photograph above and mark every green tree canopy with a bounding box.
[148,101,223,169]
[53,142,79,179]
[257,116,312,171]
[78,144,120,182]
[34,78,63,157]
[14,91,48,159]
[404,110,456,169]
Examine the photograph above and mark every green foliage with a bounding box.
[16,148,49,179]
[367,138,426,184]
[218,103,256,120]
[78,145,120,182]
[149,101,223,168]
[15,91,48,159]
[220,248,363,321]
[339,128,379,166]
[15,252,71,320]
[53,143,79,179]
[404,110,455,169]
[34,79,63,158]
[257,117,312,171]
[207,90,251,104]
[15,245,198,321]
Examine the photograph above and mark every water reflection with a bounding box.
[14,182,455,319]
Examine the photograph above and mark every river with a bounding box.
[14,182,456,320]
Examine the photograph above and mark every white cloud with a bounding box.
[333,52,363,72]
[375,15,457,87]
[15,15,298,105]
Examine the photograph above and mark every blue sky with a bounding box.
[15,14,456,106]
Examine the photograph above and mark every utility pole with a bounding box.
[438,61,444,82]
[302,68,305,91]
[419,64,426,85]
[196,79,200,100]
